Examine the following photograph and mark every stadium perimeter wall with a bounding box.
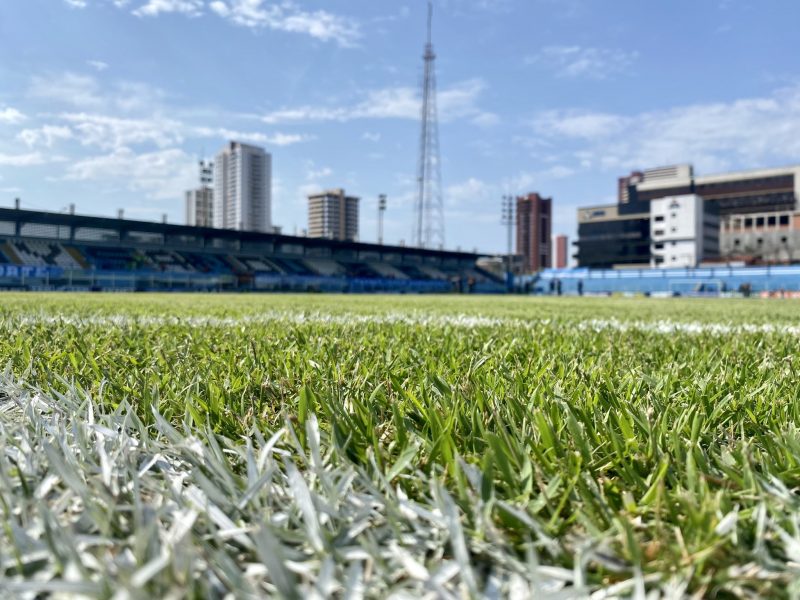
[0,266,505,294]
[527,265,800,295]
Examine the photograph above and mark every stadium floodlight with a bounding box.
[378,194,387,245]
[501,194,515,289]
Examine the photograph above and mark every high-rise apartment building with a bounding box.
[554,234,568,269]
[307,189,359,241]
[185,160,214,227]
[516,193,552,273]
[213,141,272,232]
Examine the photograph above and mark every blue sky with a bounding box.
[2,0,800,253]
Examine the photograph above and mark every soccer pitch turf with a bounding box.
[1,293,800,598]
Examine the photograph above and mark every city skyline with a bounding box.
[3,1,800,252]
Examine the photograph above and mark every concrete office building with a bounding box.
[650,195,719,268]
[308,189,359,241]
[213,142,272,232]
[576,164,800,268]
[516,193,552,273]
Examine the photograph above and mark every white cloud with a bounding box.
[87,60,109,71]
[133,0,203,17]
[59,113,184,150]
[443,0,513,15]
[0,107,26,124]
[527,46,638,80]
[306,166,333,181]
[262,79,490,124]
[17,125,74,148]
[0,152,51,167]
[264,132,311,146]
[502,166,576,193]
[540,165,576,179]
[111,81,167,112]
[362,132,381,143]
[64,0,357,45]
[28,73,166,113]
[192,127,312,146]
[29,72,103,109]
[209,0,360,46]
[472,112,500,127]
[445,177,491,208]
[65,147,196,200]
[532,110,627,139]
[63,0,129,6]
[529,85,800,173]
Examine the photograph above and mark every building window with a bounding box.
[654,229,665,236]
[782,236,788,243]
[757,238,763,245]
[734,239,740,246]
[768,216,777,227]
[654,243,664,250]
[654,215,665,222]
[780,215,790,226]
[745,218,753,228]
[756,217,765,227]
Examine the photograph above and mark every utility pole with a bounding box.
[378,194,387,245]
[501,194,515,291]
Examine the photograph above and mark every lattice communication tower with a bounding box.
[413,2,445,249]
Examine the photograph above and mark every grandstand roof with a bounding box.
[0,207,482,260]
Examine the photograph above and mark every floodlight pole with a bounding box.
[378,194,387,245]
[501,194,515,291]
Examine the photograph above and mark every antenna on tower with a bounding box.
[413,1,445,249]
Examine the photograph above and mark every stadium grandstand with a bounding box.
[0,207,504,293]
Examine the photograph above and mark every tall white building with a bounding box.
[650,195,719,268]
[213,141,272,232]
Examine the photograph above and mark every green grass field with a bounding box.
[2,293,800,598]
